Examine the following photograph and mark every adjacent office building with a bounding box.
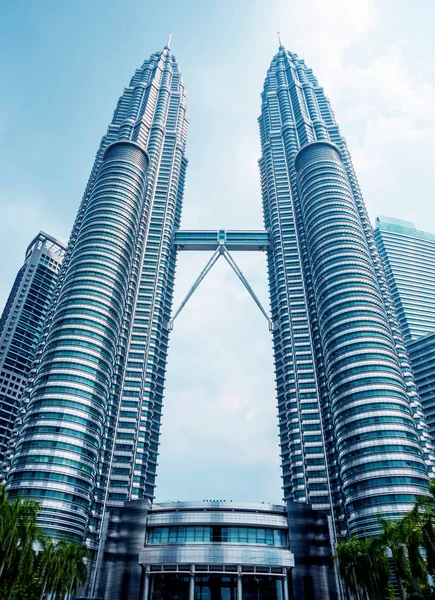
[375,217,435,443]
[0,232,65,463]
[374,216,435,343]
[4,39,435,599]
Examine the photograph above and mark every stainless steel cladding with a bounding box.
[7,141,149,540]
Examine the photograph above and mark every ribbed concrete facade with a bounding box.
[259,46,434,536]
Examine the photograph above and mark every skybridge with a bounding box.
[170,229,273,331]
[173,229,270,251]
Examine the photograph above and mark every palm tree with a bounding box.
[381,518,413,599]
[400,510,428,594]
[38,536,60,600]
[0,487,43,600]
[0,487,40,584]
[411,495,435,579]
[51,539,90,600]
[366,536,395,600]
[334,537,373,600]
[0,486,91,599]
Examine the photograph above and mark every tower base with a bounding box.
[85,499,340,600]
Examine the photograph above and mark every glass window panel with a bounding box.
[160,528,169,543]
[147,525,287,547]
[256,528,266,544]
[169,527,177,543]
[239,528,248,543]
[274,530,285,546]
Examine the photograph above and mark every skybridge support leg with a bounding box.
[222,247,273,329]
[167,248,221,330]
[167,245,274,331]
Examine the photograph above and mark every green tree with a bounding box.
[0,486,89,600]
[366,536,395,600]
[412,495,435,578]
[401,510,428,594]
[380,517,413,599]
[38,536,60,600]
[50,539,89,600]
[334,536,373,600]
[0,487,41,593]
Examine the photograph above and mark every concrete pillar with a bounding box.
[282,571,289,600]
[237,566,243,600]
[142,565,150,600]
[276,577,283,600]
[189,565,195,600]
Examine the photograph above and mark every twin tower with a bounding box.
[5,42,435,553]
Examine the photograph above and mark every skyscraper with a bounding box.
[259,45,434,537]
[6,42,188,548]
[0,232,65,462]
[407,333,435,446]
[374,217,435,444]
[5,39,435,569]
[374,216,435,343]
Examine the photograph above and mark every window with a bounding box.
[147,526,287,547]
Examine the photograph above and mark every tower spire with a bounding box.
[277,31,283,48]
[167,31,172,49]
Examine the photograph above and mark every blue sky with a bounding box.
[1,0,435,504]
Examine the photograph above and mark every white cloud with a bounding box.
[271,0,379,71]
[335,46,435,229]
[157,252,282,503]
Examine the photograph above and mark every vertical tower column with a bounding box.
[189,565,195,600]
[7,141,149,540]
[282,571,289,600]
[295,140,429,536]
[237,566,243,600]
[142,565,150,600]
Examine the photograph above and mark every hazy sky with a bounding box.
[1,0,434,504]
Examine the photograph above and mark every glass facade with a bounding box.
[148,573,284,600]
[408,333,435,446]
[374,216,435,343]
[374,217,435,447]
[0,233,65,464]
[259,46,435,536]
[147,526,287,546]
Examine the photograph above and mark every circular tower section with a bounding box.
[295,141,429,536]
[7,141,149,540]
